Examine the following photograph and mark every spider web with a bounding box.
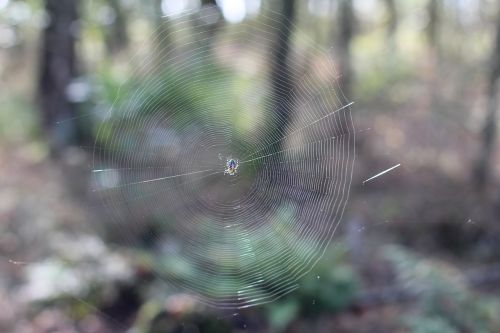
[91,9,355,309]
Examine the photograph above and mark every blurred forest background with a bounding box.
[2,0,500,332]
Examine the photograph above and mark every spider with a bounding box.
[224,158,239,176]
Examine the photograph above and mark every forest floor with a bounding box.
[3,113,500,333]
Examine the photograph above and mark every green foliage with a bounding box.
[355,49,414,103]
[297,246,357,315]
[266,243,358,331]
[267,299,300,331]
[0,94,40,141]
[384,245,500,333]
[405,315,457,333]
[107,59,234,128]
[93,57,252,158]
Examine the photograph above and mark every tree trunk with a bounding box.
[105,0,128,55]
[384,0,397,38]
[475,9,500,189]
[382,0,398,79]
[154,0,171,59]
[337,0,355,99]
[38,0,79,153]
[196,0,223,55]
[426,0,440,50]
[269,0,296,144]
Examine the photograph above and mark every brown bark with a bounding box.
[337,0,355,99]
[384,0,398,38]
[154,0,171,56]
[475,8,500,189]
[38,0,80,151]
[269,0,296,143]
[426,0,440,50]
[196,0,223,54]
[105,0,129,54]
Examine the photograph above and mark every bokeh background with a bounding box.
[2,0,500,332]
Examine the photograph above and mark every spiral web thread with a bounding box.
[92,8,355,309]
